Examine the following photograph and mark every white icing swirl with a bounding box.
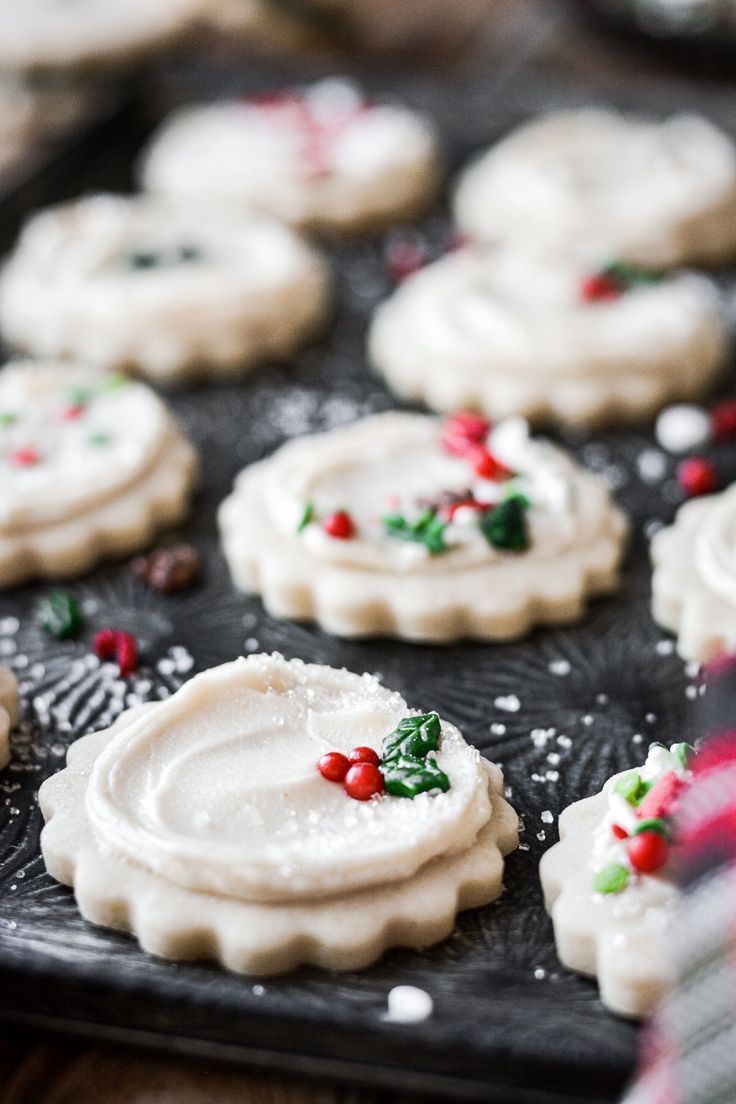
[694,484,736,607]
[265,413,614,574]
[455,109,736,265]
[86,654,492,903]
[0,362,169,533]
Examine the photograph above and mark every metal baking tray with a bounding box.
[1,7,735,1100]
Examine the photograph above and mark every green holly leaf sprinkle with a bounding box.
[632,817,668,838]
[380,754,450,798]
[0,412,17,427]
[478,493,530,551]
[88,433,112,447]
[36,590,83,640]
[602,261,664,290]
[382,509,447,555]
[382,711,441,762]
[297,503,314,532]
[673,742,692,770]
[613,770,651,806]
[594,863,629,894]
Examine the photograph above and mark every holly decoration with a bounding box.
[124,245,201,270]
[382,509,447,555]
[317,711,450,801]
[36,590,83,640]
[93,629,138,677]
[580,260,664,302]
[441,412,491,457]
[479,493,530,551]
[322,510,355,539]
[595,742,693,894]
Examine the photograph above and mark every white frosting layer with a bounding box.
[140,79,438,226]
[0,194,329,380]
[694,484,736,608]
[265,413,617,574]
[0,363,170,533]
[86,654,492,903]
[0,0,202,69]
[373,246,723,375]
[455,109,736,265]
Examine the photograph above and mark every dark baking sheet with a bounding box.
[1,4,735,1100]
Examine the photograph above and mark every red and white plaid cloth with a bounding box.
[625,659,736,1104]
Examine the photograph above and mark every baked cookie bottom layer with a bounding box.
[39,710,518,976]
[540,790,675,1018]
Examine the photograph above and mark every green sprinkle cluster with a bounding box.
[381,510,447,555]
[479,493,530,551]
[600,260,664,291]
[379,712,450,799]
[36,590,83,640]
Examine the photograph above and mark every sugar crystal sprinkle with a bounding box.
[386,986,433,1024]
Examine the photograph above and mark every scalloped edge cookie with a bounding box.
[39,708,518,975]
[218,413,628,642]
[0,666,17,770]
[368,251,727,428]
[0,367,198,589]
[651,489,736,662]
[540,789,676,1018]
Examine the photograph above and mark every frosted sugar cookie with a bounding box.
[0,666,17,770]
[39,653,518,974]
[218,411,627,640]
[651,484,736,662]
[0,194,330,385]
[540,742,692,1017]
[454,110,736,267]
[139,78,440,234]
[0,361,197,588]
[368,247,726,427]
[0,0,203,74]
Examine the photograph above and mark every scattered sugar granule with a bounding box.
[494,694,520,713]
[637,448,668,485]
[386,986,433,1024]
[655,404,710,454]
[541,810,554,824]
[548,659,571,676]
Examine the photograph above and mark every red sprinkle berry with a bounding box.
[627,831,669,874]
[93,628,137,676]
[318,751,350,783]
[60,403,85,421]
[611,823,628,840]
[10,447,40,466]
[322,511,355,539]
[441,413,491,457]
[344,762,384,801]
[677,457,717,497]
[711,399,736,443]
[579,273,622,303]
[115,631,137,678]
[385,241,425,283]
[637,771,685,821]
[93,628,117,661]
[467,444,513,481]
[348,746,380,767]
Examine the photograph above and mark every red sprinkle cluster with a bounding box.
[9,447,40,467]
[611,770,686,874]
[318,746,384,801]
[578,273,622,303]
[440,412,513,483]
[677,457,718,498]
[711,399,736,443]
[93,629,138,677]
